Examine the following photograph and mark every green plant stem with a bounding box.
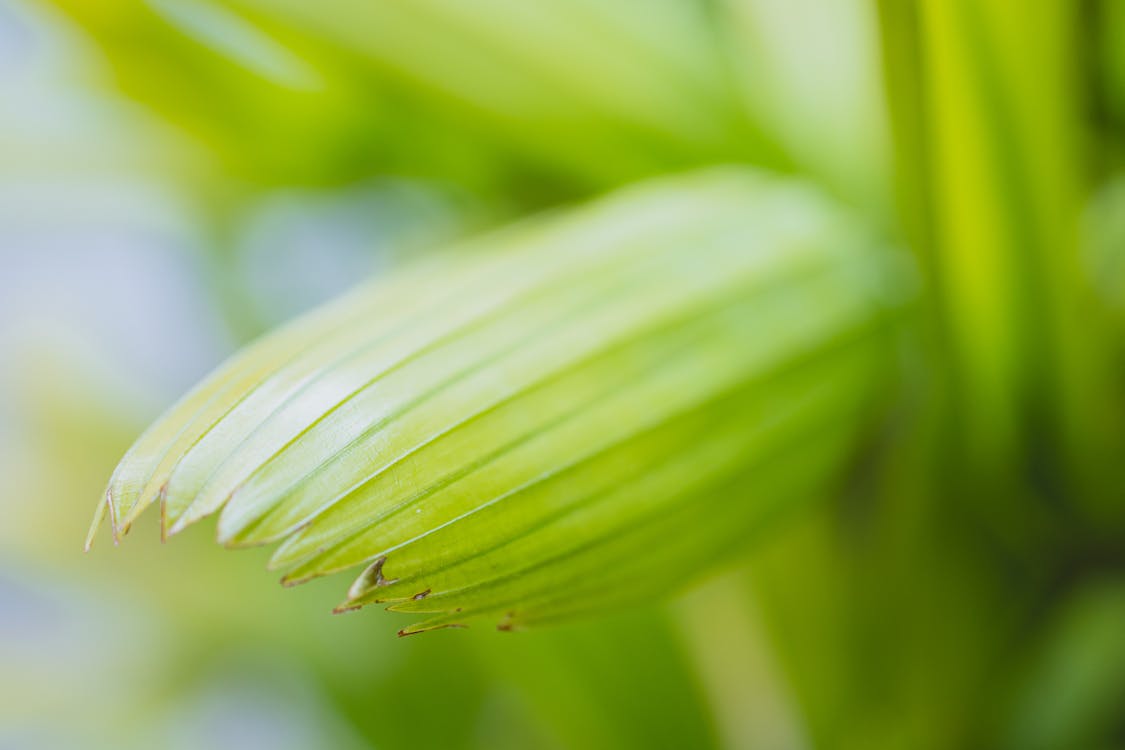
[879,0,1120,524]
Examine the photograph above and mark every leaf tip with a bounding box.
[84,489,111,552]
[346,556,397,600]
[397,623,467,638]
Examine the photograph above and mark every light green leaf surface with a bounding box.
[90,169,901,633]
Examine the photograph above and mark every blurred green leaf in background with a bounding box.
[2,0,1125,748]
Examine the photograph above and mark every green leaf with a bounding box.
[90,169,902,633]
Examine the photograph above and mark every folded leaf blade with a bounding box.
[92,168,903,631]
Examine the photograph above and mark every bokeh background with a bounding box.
[2,1,1124,749]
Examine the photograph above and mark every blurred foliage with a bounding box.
[41,0,890,213]
[2,0,1124,748]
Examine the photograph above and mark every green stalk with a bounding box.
[879,0,1119,521]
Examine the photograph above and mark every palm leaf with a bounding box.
[89,169,902,633]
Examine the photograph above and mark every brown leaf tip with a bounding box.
[397,623,467,638]
[332,603,362,615]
